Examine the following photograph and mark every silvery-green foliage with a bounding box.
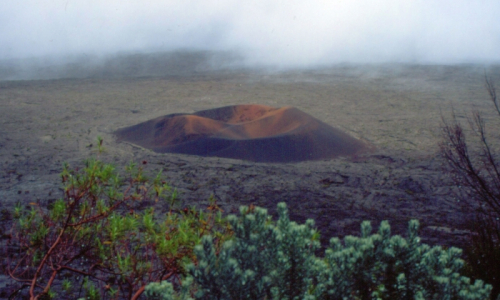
[145,280,175,300]
[318,220,491,300]
[146,203,492,300]
[270,203,321,299]
[189,203,320,299]
[145,277,194,300]
[188,206,274,299]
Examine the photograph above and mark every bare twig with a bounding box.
[486,75,500,116]
[441,77,500,298]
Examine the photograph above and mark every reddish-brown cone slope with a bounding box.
[115,105,373,162]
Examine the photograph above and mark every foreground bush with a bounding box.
[441,77,500,299]
[2,155,494,299]
[3,158,231,300]
[146,203,492,300]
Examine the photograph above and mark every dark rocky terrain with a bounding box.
[1,60,500,265]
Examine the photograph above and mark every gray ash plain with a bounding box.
[1,61,500,251]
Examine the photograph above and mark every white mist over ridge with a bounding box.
[0,50,248,81]
[1,0,499,68]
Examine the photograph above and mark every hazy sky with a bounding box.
[1,0,500,66]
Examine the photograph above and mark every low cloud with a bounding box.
[1,0,499,68]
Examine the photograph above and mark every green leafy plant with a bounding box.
[4,157,231,300]
[147,202,492,300]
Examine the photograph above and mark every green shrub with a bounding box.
[4,158,231,299]
[2,152,493,299]
[147,203,492,300]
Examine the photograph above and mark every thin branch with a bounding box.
[67,186,132,227]
[486,75,500,116]
[29,227,66,299]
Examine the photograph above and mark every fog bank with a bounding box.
[1,1,499,80]
[2,1,500,63]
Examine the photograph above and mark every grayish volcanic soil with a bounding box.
[1,63,500,254]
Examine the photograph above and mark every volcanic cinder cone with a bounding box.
[115,105,373,163]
